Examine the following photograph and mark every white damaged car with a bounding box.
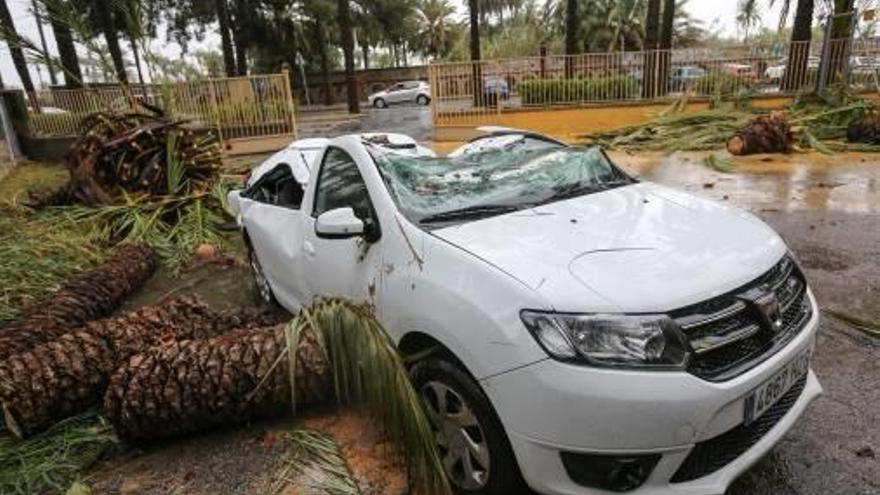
[228,131,821,495]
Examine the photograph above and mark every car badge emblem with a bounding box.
[740,288,783,333]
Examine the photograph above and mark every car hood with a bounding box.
[431,182,786,313]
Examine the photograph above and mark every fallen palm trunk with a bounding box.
[103,324,330,441]
[0,244,158,359]
[0,297,279,438]
[104,299,451,495]
[727,112,794,155]
[846,112,880,144]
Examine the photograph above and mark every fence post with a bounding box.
[281,69,298,139]
[206,79,225,151]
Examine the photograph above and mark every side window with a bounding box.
[244,164,303,209]
[313,148,374,221]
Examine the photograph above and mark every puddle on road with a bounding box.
[611,151,880,214]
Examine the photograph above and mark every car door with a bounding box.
[401,81,419,101]
[386,83,406,103]
[300,147,383,305]
[240,164,309,310]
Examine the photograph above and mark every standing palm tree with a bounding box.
[92,0,128,83]
[563,0,577,76]
[32,0,58,86]
[413,0,456,59]
[467,0,481,105]
[337,0,359,113]
[774,0,815,91]
[657,0,675,96]
[0,0,38,101]
[45,0,83,87]
[737,0,761,42]
[642,0,662,98]
[213,0,237,77]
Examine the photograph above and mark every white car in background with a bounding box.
[764,57,820,81]
[368,80,431,108]
[229,131,821,495]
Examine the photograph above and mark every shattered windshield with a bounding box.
[372,146,633,227]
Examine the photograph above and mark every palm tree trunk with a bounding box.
[0,0,38,106]
[362,42,370,70]
[782,0,814,91]
[128,34,145,86]
[641,0,662,99]
[93,0,128,84]
[232,0,248,75]
[46,0,82,88]
[657,0,675,97]
[214,0,236,77]
[564,0,577,77]
[467,0,481,106]
[337,0,359,113]
[315,20,333,106]
[32,0,57,86]
[822,0,855,87]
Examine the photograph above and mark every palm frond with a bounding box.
[285,300,452,495]
[272,429,360,495]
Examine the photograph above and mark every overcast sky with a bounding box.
[0,0,790,89]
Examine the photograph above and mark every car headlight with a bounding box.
[520,311,689,369]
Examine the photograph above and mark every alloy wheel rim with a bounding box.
[420,381,490,490]
[250,252,271,303]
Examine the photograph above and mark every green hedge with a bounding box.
[518,76,641,105]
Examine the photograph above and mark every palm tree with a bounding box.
[823,0,856,86]
[32,0,58,86]
[45,0,83,87]
[413,0,456,59]
[92,0,128,83]
[656,0,675,96]
[773,0,815,90]
[0,0,38,101]
[563,0,577,76]
[213,0,237,77]
[736,0,761,42]
[642,0,661,98]
[467,0,481,105]
[337,0,359,113]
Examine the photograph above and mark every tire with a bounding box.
[411,358,526,495]
[248,246,279,308]
[416,94,430,106]
[373,98,387,108]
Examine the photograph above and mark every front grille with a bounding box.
[670,374,807,483]
[671,256,812,381]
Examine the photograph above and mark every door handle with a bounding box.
[303,240,315,258]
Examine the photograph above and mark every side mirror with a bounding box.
[315,207,365,239]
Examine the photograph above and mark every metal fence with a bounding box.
[28,72,298,150]
[429,38,880,125]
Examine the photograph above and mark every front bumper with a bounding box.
[481,292,822,495]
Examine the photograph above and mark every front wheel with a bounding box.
[411,358,525,494]
[373,98,387,108]
[416,94,430,106]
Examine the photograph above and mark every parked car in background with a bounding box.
[368,80,431,108]
[483,76,511,101]
[230,129,822,495]
[669,66,706,91]
[764,57,820,81]
[723,63,758,84]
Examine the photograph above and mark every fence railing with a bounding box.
[429,39,880,125]
[28,72,298,147]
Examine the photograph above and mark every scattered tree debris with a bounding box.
[31,106,221,207]
[702,154,736,173]
[824,309,880,339]
[727,113,794,156]
[0,244,158,360]
[0,297,281,438]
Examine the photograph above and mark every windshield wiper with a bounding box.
[419,204,522,224]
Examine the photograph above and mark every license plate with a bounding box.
[743,349,811,426]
